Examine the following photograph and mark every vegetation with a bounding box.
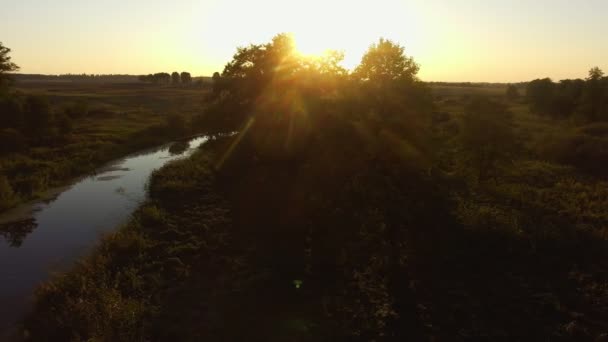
[23,34,608,341]
[526,68,608,121]
[0,44,208,213]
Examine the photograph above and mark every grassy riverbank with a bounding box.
[0,83,206,213]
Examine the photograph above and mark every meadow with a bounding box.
[0,82,207,213]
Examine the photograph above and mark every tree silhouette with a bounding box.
[354,38,419,83]
[171,72,181,84]
[180,72,192,84]
[0,42,19,95]
[526,78,555,115]
[588,66,604,81]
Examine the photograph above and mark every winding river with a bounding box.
[0,136,208,335]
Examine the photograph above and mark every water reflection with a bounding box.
[0,219,36,248]
[0,135,208,333]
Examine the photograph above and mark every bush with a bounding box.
[540,131,608,176]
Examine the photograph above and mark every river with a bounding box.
[0,136,208,336]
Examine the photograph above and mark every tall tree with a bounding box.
[180,72,192,84]
[0,42,19,95]
[354,38,429,120]
[526,78,555,116]
[354,38,419,84]
[171,72,181,84]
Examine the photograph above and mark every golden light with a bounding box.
[196,0,424,73]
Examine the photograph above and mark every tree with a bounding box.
[180,72,192,84]
[580,67,607,121]
[354,38,419,84]
[506,84,519,100]
[526,78,555,115]
[0,42,19,95]
[588,66,604,81]
[171,72,181,84]
[353,38,429,120]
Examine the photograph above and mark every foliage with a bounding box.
[139,72,171,84]
[538,126,608,177]
[180,71,192,84]
[526,68,608,121]
[353,37,419,83]
[460,97,517,181]
[0,42,19,95]
[171,71,180,84]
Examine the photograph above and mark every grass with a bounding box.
[0,82,207,213]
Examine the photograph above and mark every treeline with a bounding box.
[429,81,522,88]
[138,71,193,84]
[527,67,608,121]
[12,74,140,83]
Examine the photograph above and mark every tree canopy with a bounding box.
[0,42,19,95]
[354,38,419,83]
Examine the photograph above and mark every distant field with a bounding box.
[429,84,515,97]
[15,82,208,116]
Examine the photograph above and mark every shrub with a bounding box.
[540,131,608,176]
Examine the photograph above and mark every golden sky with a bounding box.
[2,0,607,82]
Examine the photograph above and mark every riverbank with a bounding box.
[0,135,210,340]
[1,82,207,214]
[22,137,231,341]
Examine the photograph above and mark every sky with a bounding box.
[1,0,607,82]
